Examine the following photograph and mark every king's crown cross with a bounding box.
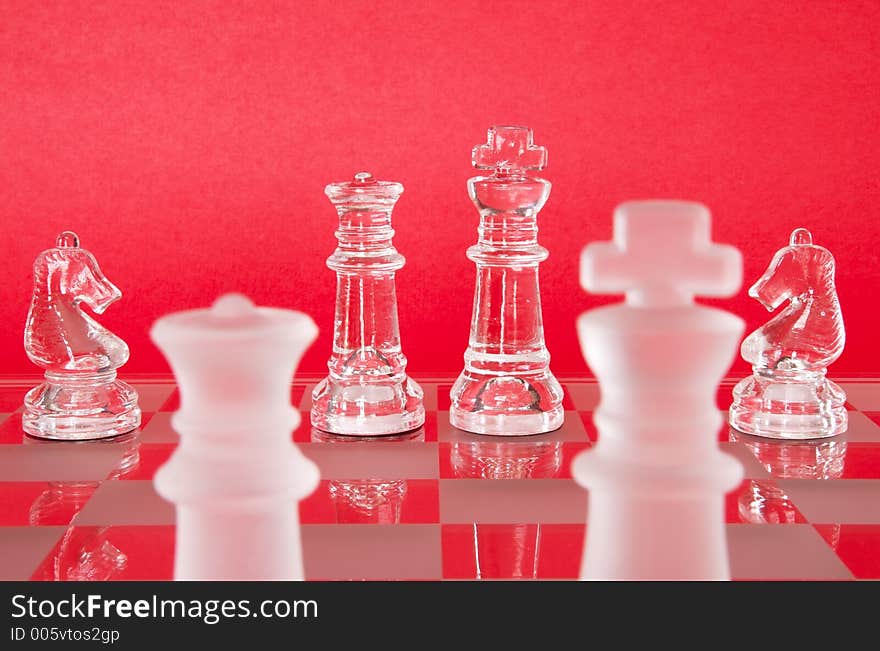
[581,201,742,307]
[472,126,547,176]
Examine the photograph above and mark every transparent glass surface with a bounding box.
[729,228,847,439]
[28,431,140,580]
[0,374,873,582]
[730,428,845,547]
[450,127,563,435]
[23,232,140,440]
[311,428,423,524]
[451,439,561,579]
[450,439,563,480]
[311,172,424,435]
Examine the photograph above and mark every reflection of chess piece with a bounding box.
[23,232,141,440]
[450,440,563,480]
[26,431,141,526]
[29,482,99,528]
[29,431,141,581]
[32,526,128,582]
[311,172,424,436]
[450,126,564,435]
[573,201,744,580]
[452,438,562,579]
[329,480,408,525]
[730,229,847,439]
[731,429,845,545]
[311,428,422,524]
[473,524,541,580]
[152,294,319,580]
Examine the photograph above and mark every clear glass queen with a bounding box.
[450,126,564,435]
[310,172,425,435]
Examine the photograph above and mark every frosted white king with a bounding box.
[573,201,745,580]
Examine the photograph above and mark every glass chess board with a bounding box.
[1,376,879,581]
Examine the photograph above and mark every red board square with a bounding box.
[0,386,27,412]
[841,444,880,479]
[577,412,598,442]
[0,482,61,526]
[716,382,736,410]
[814,524,880,579]
[536,524,586,579]
[0,413,24,444]
[158,389,179,412]
[441,523,585,579]
[436,385,453,411]
[119,444,178,481]
[561,385,576,411]
[31,525,175,581]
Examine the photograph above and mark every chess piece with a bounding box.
[311,172,424,436]
[23,231,140,440]
[151,293,319,581]
[450,126,563,435]
[572,201,745,580]
[729,228,847,439]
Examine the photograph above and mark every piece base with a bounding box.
[728,373,847,440]
[450,406,564,436]
[310,375,425,436]
[311,408,426,436]
[23,378,141,441]
[449,370,564,436]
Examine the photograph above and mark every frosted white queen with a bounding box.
[151,293,319,580]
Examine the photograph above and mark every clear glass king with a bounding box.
[311,172,425,435]
[450,126,564,435]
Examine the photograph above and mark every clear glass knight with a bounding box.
[23,231,141,440]
[449,126,564,435]
[311,172,425,435]
[729,228,847,439]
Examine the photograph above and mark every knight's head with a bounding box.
[749,228,836,309]
[33,232,122,313]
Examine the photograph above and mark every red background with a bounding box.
[1,1,878,378]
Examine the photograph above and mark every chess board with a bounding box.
[1,376,879,582]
